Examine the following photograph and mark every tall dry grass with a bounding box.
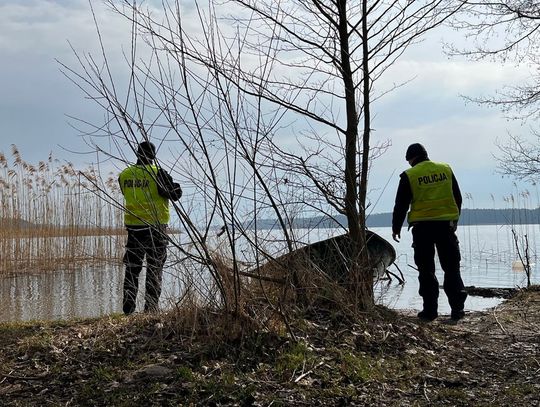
[0,146,125,274]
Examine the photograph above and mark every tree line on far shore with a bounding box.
[243,208,540,230]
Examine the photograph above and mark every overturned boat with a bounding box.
[289,230,396,279]
[248,230,397,284]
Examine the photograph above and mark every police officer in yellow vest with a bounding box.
[392,143,467,321]
[118,141,182,315]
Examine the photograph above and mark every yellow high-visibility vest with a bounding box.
[118,164,169,226]
[405,161,459,223]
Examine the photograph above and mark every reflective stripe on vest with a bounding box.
[119,165,169,226]
[405,161,459,223]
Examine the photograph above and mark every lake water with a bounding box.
[1,224,538,322]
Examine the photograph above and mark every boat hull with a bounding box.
[257,230,396,282]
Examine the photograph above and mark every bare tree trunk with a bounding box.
[357,0,373,307]
[337,0,371,309]
[338,0,359,245]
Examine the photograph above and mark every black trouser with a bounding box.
[411,221,467,314]
[122,225,168,314]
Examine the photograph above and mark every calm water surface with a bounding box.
[1,225,538,322]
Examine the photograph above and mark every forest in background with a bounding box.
[239,208,540,230]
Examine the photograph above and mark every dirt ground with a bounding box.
[1,287,539,406]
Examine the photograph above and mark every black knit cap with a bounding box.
[136,141,156,160]
[405,143,428,161]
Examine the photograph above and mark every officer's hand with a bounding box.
[392,233,400,242]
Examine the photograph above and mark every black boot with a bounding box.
[450,309,465,321]
[417,310,438,321]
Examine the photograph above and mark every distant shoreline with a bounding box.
[245,208,540,230]
[367,207,540,228]
[5,207,540,233]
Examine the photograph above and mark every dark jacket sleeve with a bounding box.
[452,173,462,214]
[156,168,182,201]
[392,172,412,235]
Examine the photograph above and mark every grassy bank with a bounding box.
[1,287,539,406]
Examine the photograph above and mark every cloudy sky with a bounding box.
[0,0,535,214]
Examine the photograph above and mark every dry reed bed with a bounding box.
[0,146,124,274]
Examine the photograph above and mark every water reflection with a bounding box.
[371,225,538,315]
[1,225,538,322]
[375,279,504,315]
[0,266,122,322]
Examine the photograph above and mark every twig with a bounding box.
[293,361,324,383]
[422,380,430,402]
[232,269,285,284]
[1,372,48,381]
[0,369,13,385]
[393,263,406,283]
[492,306,508,335]
[385,269,405,285]
[407,263,419,271]
[511,229,532,287]
[532,358,540,369]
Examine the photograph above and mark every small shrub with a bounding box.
[175,365,194,381]
[276,341,312,377]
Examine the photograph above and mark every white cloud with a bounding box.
[378,59,531,106]
[368,112,532,212]
[0,1,138,60]
[0,1,535,211]
[0,1,133,162]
